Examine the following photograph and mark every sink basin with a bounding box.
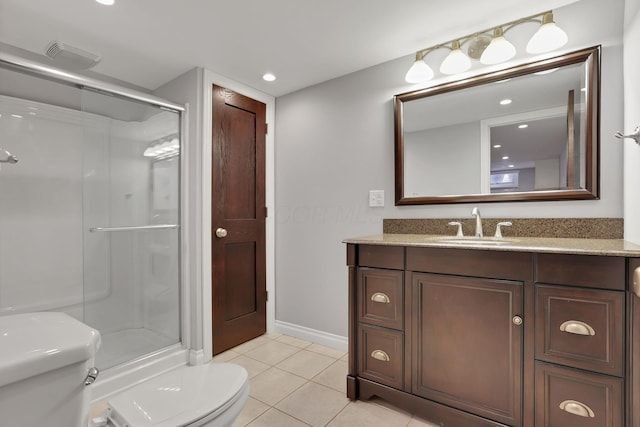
[435,237,518,246]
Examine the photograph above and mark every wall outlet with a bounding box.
[369,190,384,207]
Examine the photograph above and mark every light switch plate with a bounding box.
[369,190,385,207]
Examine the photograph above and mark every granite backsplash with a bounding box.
[383,218,624,239]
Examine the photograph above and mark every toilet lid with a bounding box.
[107,363,248,427]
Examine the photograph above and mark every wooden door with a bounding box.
[211,84,267,355]
[412,272,524,427]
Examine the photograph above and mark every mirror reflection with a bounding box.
[395,46,599,205]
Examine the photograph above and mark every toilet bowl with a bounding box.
[0,312,248,427]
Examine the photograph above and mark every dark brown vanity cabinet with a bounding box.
[346,243,640,427]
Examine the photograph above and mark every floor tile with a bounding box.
[232,335,273,354]
[249,367,307,406]
[245,340,301,365]
[276,335,313,348]
[306,343,347,359]
[408,416,441,426]
[212,349,240,362]
[326,400,412,427]
[232,397,270,427]
[340,353,349,362]
[275,382,349,427]
[311,359,347,393]
[247,408,310,427]
[277,349,336,379]
[229,354,270,378]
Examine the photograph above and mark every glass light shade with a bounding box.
[480,35,516,65]
[526,15,568,54]
[440,44,471,75]
[405,58,434,83]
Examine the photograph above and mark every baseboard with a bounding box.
[188,348,206,365]
[275,320,348,351]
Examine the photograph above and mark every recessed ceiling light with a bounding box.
[11,114,23,119]
[502,156,509,160]
[508,164,515,168]
[493,144,502,148]
[262,73,276,82]
[500,99,512,105]
[518,124,528,129]
[96,0,115,5]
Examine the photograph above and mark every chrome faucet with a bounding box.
[471,207,483,237]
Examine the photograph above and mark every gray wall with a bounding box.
[275,1,624,338]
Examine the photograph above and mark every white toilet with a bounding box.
[0,312,249,427]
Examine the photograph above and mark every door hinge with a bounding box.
[265,123,269,135]
[266,290,269,301]
[265,206,268,218]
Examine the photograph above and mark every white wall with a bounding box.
[624,0,640,243]
[275,0,624,338]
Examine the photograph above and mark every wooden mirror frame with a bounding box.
[394,46,600,205]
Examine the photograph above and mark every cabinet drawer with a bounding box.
[535,362,623,427]
[358,268,404,330]
[358,325,404,390]
[358,245,404,270]
[535,285,624,376]
[536,253,625,290]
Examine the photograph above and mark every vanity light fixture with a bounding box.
[493,144,502,148]
[440,41,472,75]
[502,156,509,160]
[405,10,568,83]
[508,164,515,168]
[518,124,528,129]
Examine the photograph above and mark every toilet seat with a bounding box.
[106,363,248,427]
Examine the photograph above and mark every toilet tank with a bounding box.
[0,312,101,427]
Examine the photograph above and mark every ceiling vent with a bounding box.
[45,41,101,70]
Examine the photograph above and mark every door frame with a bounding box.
[201,69,275,360]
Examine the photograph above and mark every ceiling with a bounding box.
[1,0,580,97]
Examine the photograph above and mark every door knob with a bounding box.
[215,227,228,238]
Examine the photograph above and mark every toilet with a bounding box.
[0,312,249,427]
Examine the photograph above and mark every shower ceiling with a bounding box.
[0,0,582,97]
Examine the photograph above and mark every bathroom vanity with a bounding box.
[344,234,640,427]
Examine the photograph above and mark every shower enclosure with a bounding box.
[0,56,182,372]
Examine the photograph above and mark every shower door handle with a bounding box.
[215,228,228,238]
[0,149,18,164]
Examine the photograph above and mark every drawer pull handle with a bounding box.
[560,320,595,336]
[634,267,640,298]
[371,292,390,303]
[371,350,390,362]
[559,400,595,418]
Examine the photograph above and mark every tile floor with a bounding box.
[217,333,438,427]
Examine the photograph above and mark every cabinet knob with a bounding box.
[371,350,390,362]
[371,292,390,303]
[634,266,640,298]
[215,227,228,238]
[512,315,523,326]
[560,320,596,336]
[559,400,595,418]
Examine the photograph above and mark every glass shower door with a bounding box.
[80,89,181,369]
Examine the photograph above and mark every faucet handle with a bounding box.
[448,221,464,237]
[495,222,512,238]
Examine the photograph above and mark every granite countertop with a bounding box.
[343,234,640,257]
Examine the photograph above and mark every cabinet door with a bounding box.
[412,273,524,427]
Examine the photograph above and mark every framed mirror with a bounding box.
[394,46,600,205]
